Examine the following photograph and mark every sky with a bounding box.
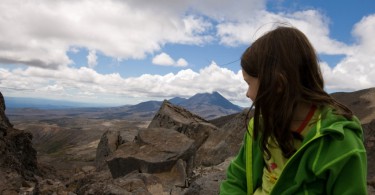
[0,0,374,107]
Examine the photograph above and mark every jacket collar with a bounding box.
[304,106,363,142]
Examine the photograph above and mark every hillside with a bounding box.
[331,87,375,124]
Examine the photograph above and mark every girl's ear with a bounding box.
[276,72,287,93]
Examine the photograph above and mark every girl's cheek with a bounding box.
[246,87,251,98]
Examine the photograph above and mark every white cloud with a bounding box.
[39,84,64,93]
[0,0,214,69]
[216,10,352,55]
[176,58,188,67]
[352,14,375,55]
[87,50,97,68]
[321,14,375,91]
[152,53,174,66]
[0,0,374,104]
[152,53,188,67]
[190,0,265,21]
[0,63,248,105]
[215,10,375,92]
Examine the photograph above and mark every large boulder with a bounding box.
[95,130,124,171]
[195,109,250,166]
[107,128,195,178]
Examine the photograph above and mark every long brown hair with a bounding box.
[241,26,352,158]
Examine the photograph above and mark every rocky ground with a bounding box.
[1,88,375,194]
[1,93,248,194]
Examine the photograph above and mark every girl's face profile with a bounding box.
[242,69,259,102]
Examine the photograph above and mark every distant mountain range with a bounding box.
[5,92,243,120]
[4,96,112,109]
[120,91,242,119]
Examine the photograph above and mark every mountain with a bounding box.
[5,92,243,120]
[124,91,243,120]
[168,97,187,105]
[127,100,162,113]
[176,91,242,119]
[179,91,241,109]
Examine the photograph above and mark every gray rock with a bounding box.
[95,130,124,170]
[0,92,12,137]
[195,109,249,166]
[0,92,39,191]
[172,159,187,187]
[107,128,194,178]
[185,157,232,195]
[148,100,219,166]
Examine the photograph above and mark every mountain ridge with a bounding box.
[5,91,242,120]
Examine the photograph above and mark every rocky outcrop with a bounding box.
[0,92,77,194]
[88,101,251,194]
[0,92,12,137]
[107,128,195,178]
[148,101,219,164]
[0,92,39,193]
[95,130,124,171]
[148,100,215,148]
[195,109,250,166]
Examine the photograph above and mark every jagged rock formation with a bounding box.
[95,130,124,171]
[71,100,246,194]
[0,92,39,193]
[148,100,216,150]
[148,100,220,166]
[107,128,195,178]
[0,92,12,136]
[0,92,79,194]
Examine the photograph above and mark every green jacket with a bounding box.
[220,107,367,194]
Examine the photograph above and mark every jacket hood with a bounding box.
[314,106,363,141]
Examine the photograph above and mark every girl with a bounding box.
[220,26,367,194]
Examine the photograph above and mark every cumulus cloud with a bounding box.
[152,53,188,67]
[87,50,97,68]
[215,10,375,92]
[0,62,248,105]
[0,0,374,104]
[0,0,360,67]
[0,0,214,69]
[176,58,188,67]
[216,10,352,55]
[321,14,375,91]
[152,53,174,66]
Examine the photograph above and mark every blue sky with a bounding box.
[0,0,374,107]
